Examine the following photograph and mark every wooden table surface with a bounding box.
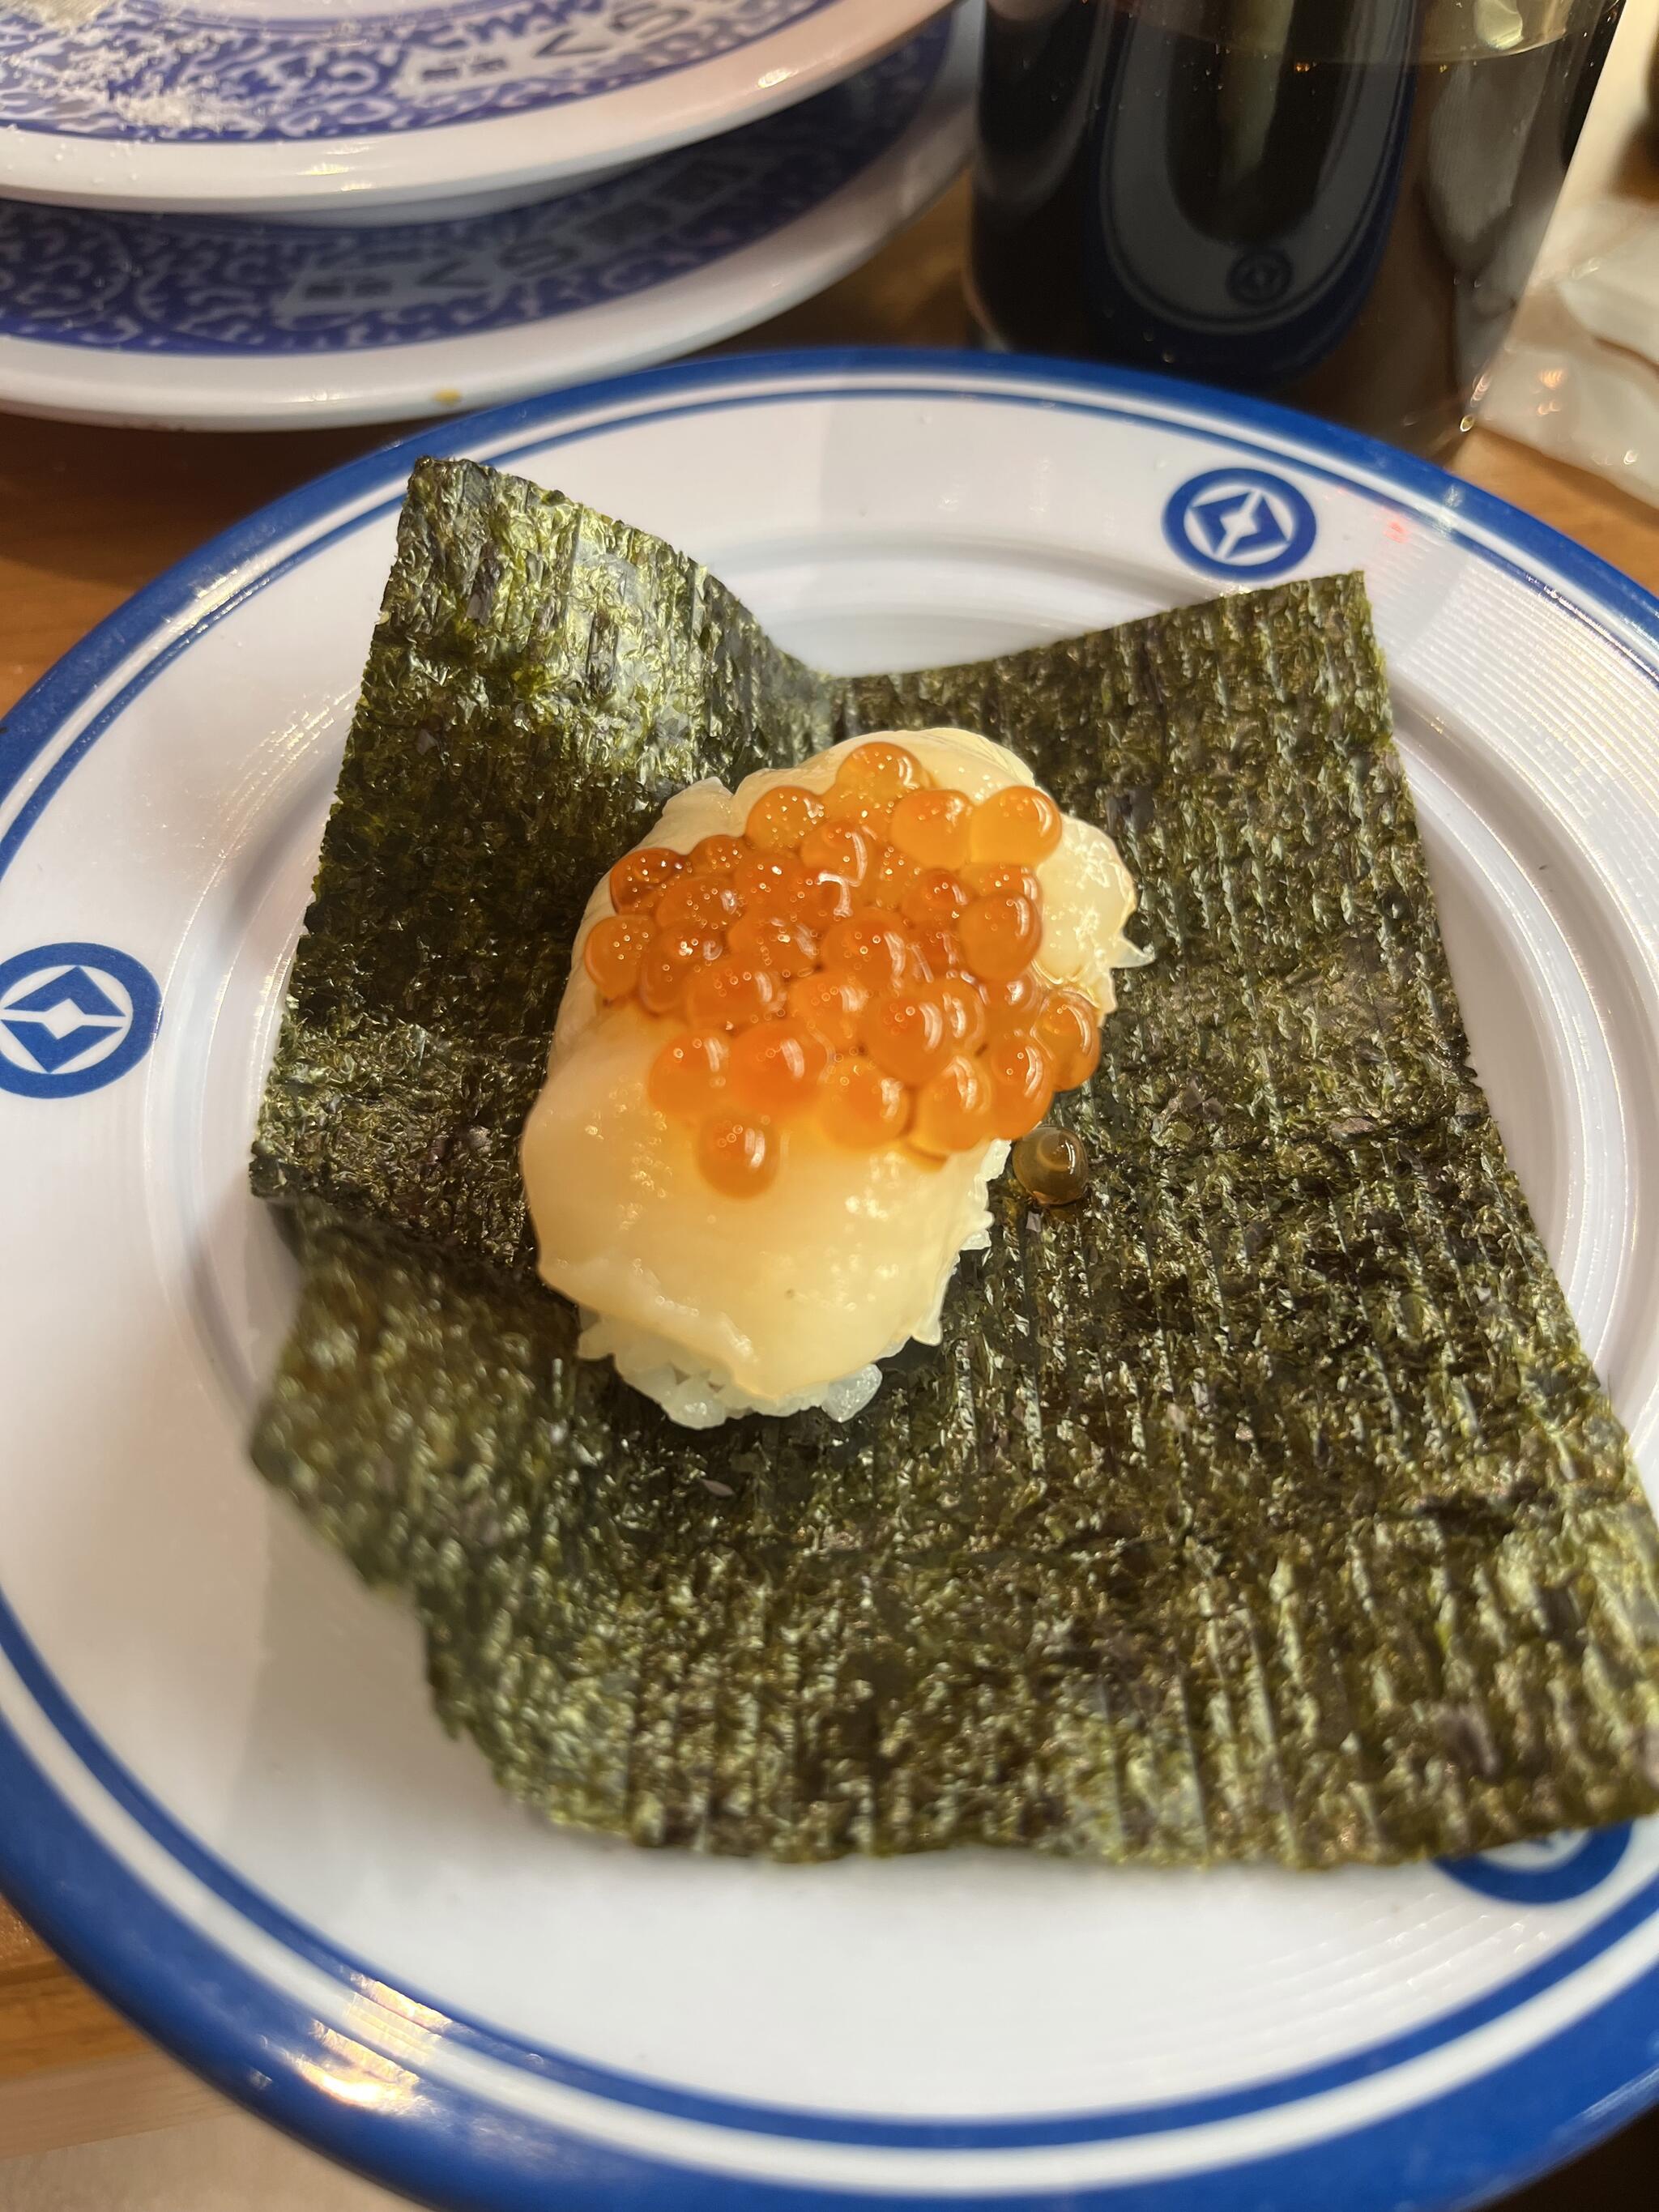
[5,17,1659,2198]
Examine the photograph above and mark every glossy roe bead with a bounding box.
[834,740,926,800]
[889,788,975,869]
[608,845,687,913]
[861,991,953,1085]
[682,954,782,1031]
[787,971,868,1054]
[911,1054,996,1156]
[745,785,824,851]
[637,928,722,1016]
[957,893,1042,982]
[697,1115,778,1198]
[727,1021,830,1119]
[970,786,1063,864]
[1034,989,1102,1089]
[982,1032,1056,1139]
[582,914,655,1000]
[819,1058,911,1149]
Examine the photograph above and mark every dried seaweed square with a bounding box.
[251,456,1659,1864]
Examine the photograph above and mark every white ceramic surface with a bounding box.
[0,12,971,430]
[0,0,949,217]
[1,352,1657,2212]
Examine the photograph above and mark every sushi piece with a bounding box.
[520,729,1143,1426]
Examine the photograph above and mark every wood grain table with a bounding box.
[5,36,1659,2204]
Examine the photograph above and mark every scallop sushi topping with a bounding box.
[603,743,1111,1193]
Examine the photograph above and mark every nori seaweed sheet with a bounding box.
[251,456,1659,1864]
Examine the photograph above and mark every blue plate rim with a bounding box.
[2,345,1657,2211]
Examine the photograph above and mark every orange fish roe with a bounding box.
[732,850,805,915]
[911,1055,996,1156]
[970,785,1063,864]
[799,820,872,887]
[821,912,911,995]
[862,990,953,1085]
[962,860,1043,906]
[655,876,740,936]
[689,833,751,876]
[958,892,1042,981]
[835,739,926,801]
[609,845,687,913]
[908,926,963,981]
[823,786,896,840]
[930,974,989,1055]
[728,1021,830,1120]
[684,954,782,1031]
[746,784,824,851]
[820,1057,911,1149]
[637,928,722,1016]
[982,1033,1055,1140]
[791,873,855,931]
[727,910,817,979]
[864,846,919,908]
[1034,989,1102,1089]
[902,867,970,931]
[889,787,975,869]
[698,1114,778,1197]
[587,745,1107,1192]
[583,914,655,1000]
[787,970,868,1053]
[977,968,1047,1035]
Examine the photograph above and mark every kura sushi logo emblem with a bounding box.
[1440,1824,1632,1904]
[0,943,160,1099]
[1164,467,1317,581]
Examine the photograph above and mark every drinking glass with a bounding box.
[970,0,1628,454]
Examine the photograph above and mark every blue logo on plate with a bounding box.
[1439,1824,1631,1905]
[0,943,160,1098]
[1163,467,1317,580]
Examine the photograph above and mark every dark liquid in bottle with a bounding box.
[970,0,1624,454]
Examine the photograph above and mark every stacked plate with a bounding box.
[0,0,975,427]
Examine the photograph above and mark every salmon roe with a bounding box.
[583,914,655,1000]
[820,1057,911,1149]
[583,744,1107,1193]
[889,788,975,869]
[609,845,687,912]
[787,971,868,1053]
[969,785,1063,865]
[746,784,824,851]
[689,833,749,876]
[862,991,953,1085]
[698,1115,778,1197]
[1034,988,1102,1089]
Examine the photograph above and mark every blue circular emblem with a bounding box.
[0,943,160,1099]
[1162,466,1318,581]
[1440,1824,1632,1905]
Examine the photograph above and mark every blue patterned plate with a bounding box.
[2,349,1658,2212]
[0,13,970,426]
[0,0,949,217]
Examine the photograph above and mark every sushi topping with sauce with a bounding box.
[581,742,1103,1195]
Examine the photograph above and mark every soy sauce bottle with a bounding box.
[970,0,1626,454]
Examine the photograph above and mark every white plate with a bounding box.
[2,352,1659,2212]
[0,14,970,429]
[0,0,947,217]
